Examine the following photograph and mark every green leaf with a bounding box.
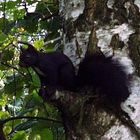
[32,73,40,87]
[35,2,49,14]
[22,13,39,33]
[13,9,25,20]
[0,71,4,77]
[0,32,7,42]
[40,128,53,140]
[34,40,44,50]
[0,111,9,119]
[6,1,17,10]
[40,17,60,32]
[0,18,15,34]
[12,131,27,140]
[24,91,42,108]
[0,18,9,31]
[30,127,53,140]
[4,75,24,98]
[2,50,14,62]
[0,97,7,106]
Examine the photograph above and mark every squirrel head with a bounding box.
[19,44,38,67]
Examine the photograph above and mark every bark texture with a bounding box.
[45,0,140,139]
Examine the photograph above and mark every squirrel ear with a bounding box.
[27,44,37,51]
[28,44,34,49]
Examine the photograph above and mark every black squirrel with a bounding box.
[19,43,130,105]
[19,43,140,139]
[19,44,76,98]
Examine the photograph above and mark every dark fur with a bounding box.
[19,45,130,105]
[77,53,130,105]
[19,45,76,96]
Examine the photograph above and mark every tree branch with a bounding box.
[1,116,62,125]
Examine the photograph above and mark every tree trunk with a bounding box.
[46,0,140,139]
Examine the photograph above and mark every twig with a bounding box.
[1,116,62,124]
[22,0,28,13]
[44,36,61,46]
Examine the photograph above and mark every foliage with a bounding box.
[0,0,64,139]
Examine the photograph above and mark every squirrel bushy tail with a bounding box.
[77,53,130,106]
